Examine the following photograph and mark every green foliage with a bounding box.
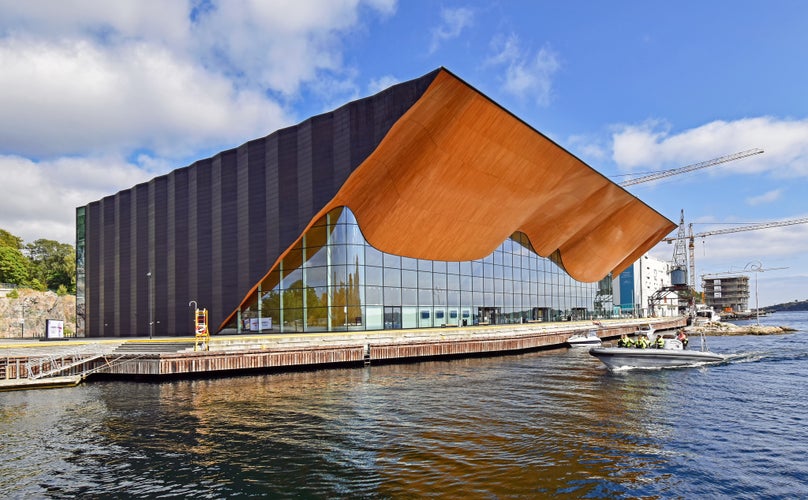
[6,288,19,298]
[764,299,808,312]
[0,229,76,293]
[57,284,69,296]
[27,278,48,292]
[0,229,23,250]
[0,246,29,284]
[26,239,76,293]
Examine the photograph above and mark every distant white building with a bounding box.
[613,254,680,317]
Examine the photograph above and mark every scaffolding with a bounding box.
[703,275,750,313]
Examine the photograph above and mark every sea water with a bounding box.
[2,312,807,498]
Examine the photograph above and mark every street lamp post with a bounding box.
[746,262,761,325]
[17,297,32,338]
[147,271,153,339]
[743,261,788,326]
[189,300,197,335]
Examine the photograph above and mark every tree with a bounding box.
[25,239,76,293]
[0,228,23,250]
[0,246,29,284]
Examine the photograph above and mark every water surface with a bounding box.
[2,312,807,498]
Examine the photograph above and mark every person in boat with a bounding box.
[636,334,650,349]
[654,334,665,349]
[677,329,689,349]
[617,333,634,348]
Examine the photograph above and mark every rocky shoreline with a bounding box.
[0,289,76,339]
[685,321,796,336]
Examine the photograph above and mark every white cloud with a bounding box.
[0,0,397,98]
[746,189,783,206]
[0,0,191,45]
[612,117,808,178]
[0,0,398,245]
[0,154,154,244]
[695,224,808,262]
[486,35,560,107]
[0,1,398,160]
[190,0,397,96]
[648,222,808,305]
[429,6,475,54]
[0,37,289,159]
[367,75,400,94]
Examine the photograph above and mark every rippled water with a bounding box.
[2,312,808,498]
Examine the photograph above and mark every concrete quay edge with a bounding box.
[1,318,686,390]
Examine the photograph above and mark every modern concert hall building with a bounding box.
[76,68,675,337]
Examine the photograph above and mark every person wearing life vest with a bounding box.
[654,334,665,349]
[636,335,649,349]
[617,333,634,348]
[677,329,689,349]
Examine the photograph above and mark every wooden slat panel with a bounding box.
[226,69,675,328]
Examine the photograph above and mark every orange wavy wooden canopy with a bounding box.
[224,69,674,327]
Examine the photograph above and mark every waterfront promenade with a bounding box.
[1,317,686,390]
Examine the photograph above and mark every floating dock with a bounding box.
[1,318,686,390]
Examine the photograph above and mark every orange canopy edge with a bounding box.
[221,68,675,329]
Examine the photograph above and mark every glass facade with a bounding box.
[229,207,598,333]
[75,206,86,336]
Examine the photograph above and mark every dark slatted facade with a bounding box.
[78,70,441,337]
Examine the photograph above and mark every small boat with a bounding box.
[589,331,725,370]
[567,329,602,347]
[693,305,721,325]
[637,323,655,338]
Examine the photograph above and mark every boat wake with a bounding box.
[604,358,726,372]
[721,351,766,364]
[722,349,808,365]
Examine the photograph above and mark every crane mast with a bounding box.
[663,215,808,291]
[617,148,765,315]
[670,210,689,286]
[618,148,765,291]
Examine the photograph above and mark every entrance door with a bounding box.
[384,306,402,329]
[532,307,550,322]
[478,307,501,325]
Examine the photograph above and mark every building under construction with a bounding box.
[703,276,749,313]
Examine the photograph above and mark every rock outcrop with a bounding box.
[0,290,76,339]
[685,321,794,336]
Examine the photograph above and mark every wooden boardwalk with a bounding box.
[1,318,686,390]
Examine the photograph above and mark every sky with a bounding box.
[1,0,807,307]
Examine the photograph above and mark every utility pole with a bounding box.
[743,262,788,325]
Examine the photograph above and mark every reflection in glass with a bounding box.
[230,207,597,333]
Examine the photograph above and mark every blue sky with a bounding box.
[1,1,806,307]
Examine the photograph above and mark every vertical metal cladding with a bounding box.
[101,198,115,336]
[171,168,190,333]
[194,160,213,327]
[115,190,131,335]
[246,140,268,286]
[79,69,441,336]
[134,184,150,335]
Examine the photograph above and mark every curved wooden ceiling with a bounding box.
[223,69,675,328]
[327,69,674,280]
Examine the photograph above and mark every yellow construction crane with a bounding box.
[615,148,766,291]
[618,148,764,187]
[663,214,808,290]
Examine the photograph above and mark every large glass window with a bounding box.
[231,209,598,333]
